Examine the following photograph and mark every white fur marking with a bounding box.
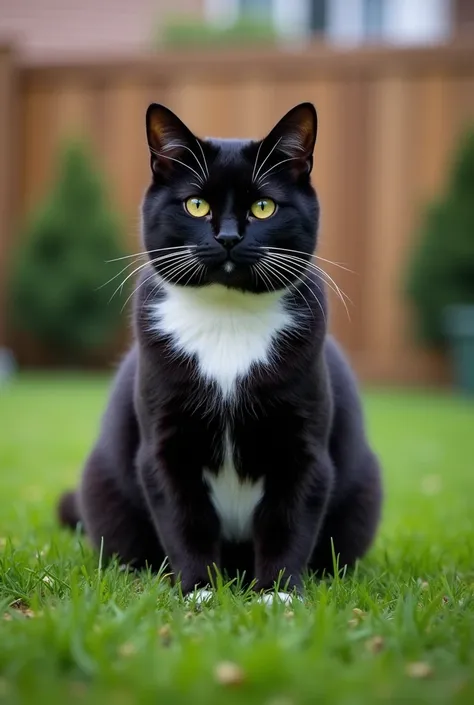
[204,430,263,541]
[258,592,300,605]
[150,283,294,397]
[185,588,214,604]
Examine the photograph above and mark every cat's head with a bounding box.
[141,102,319,293]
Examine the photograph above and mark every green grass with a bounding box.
[0,375,473,704]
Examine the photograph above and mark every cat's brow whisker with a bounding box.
[150,147,204,185]
[107,245,196,263]
[253,137,283,184]
[162,142,208,182]
[195,139,210,179]
[256,157,299,186]
[262,257,324,322]
[251,140,264,184]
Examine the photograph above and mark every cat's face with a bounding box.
[141,102,319,294]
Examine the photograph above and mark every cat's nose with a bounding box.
[215,230,243,250]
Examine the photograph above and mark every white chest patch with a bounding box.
[204,431,264,541]
[150,282,294,398]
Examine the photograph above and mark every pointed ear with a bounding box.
[145,103,197,177]
[260,102,317,179]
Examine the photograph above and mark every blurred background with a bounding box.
[1,0,474,393]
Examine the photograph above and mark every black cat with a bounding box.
[58,102,382,601]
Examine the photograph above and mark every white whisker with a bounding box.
[263,251,352,304]
[109,251,190,303]
[161,257,199,287]
[262,246,353,273]
[271,253,352,311]
[253,137,282,184]
[196,139,210,178]
[251,140,264,184]
[121,271,158,312]
[97,257,145,291]
[260,258,319,321]
[253,262,273,294]
[266,253,350,321]
[162,142,208,182]
[150,147,204,185]
[256,157,299,186]
[159,254,197,282]
[106,245,196,263]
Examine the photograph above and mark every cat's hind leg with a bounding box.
[57,449,165,572]
[308,452,382,576]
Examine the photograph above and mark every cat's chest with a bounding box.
[150,283,294,398]
[203,429,264,541]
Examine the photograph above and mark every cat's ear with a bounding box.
[146,104,197,177]
[260,102,317,178]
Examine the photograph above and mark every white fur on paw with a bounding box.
[258,591,297,605]
[186,588,214,604]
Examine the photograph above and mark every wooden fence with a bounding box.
[2,42,474,383]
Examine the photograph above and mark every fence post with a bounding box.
[0,45,17,348]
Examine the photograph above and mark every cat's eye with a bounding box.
[250,199,276,220]
[184,197,211,218]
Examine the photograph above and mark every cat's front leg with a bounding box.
[138,455,221,595]
[253,450,334,594]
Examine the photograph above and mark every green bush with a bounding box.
[160,14,276,49]
[405,127,474,347]
[9,139,128,362]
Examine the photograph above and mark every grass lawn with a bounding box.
[0,374,473,704]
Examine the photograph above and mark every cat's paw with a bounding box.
[257,591,302,606]
[185,588,214,605]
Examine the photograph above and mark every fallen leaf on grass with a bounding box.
[214,661,246,687]
[349,607,367,627]
[366,636,384,654]
[9,600,35,618]
[406,662,433,679]
[158,624,172,646]
[118,643,137,657]
[352,608,366,618]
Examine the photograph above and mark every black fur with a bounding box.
[58,103,382,594]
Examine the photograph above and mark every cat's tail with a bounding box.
[57,490,82,531]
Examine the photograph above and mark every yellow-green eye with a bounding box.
[185,197,211,218]
[250,199,276,219]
